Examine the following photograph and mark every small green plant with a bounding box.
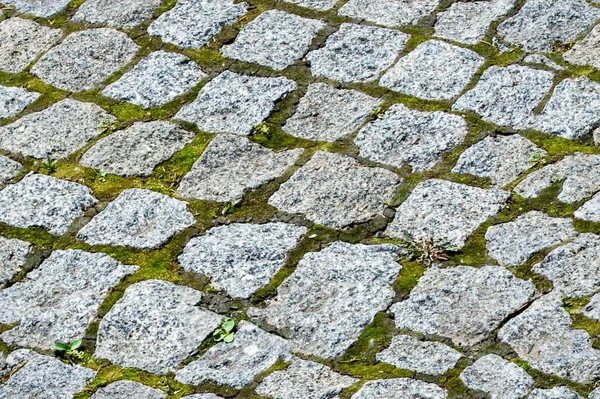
[402,234,456,266]
[54,339,84,362]
[528,150,545,167]
[251,122,273,139]
[221,199,242,215]
[93,170,108,182]
[213,318,236,343]
[42,159,57,174]
[98,117,117,134]
[370,107,385,119]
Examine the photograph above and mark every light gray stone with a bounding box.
[386,179,509,249]
[380,40,484,101]
[527,387,583,399]
[4,349,36,367]
[283,83,382,142]
[255,358,358,399]
[523,54,565,70]
[355,104,468,172]
[498,294,600,384]
[574,192,600,222]
[376,335,462,376]
[434,0,516,45]
[514,153,600,204]
[583,293,600,321]
[175,71,296,135]
[281,0,337,10]
[452,135,546,187]
[338,0,440,27]
[73,0,162,29]
[0,249,136,350]
[497,0,600,52]
[0,155,22,189]
[77,188,195,249]
[95,279,223,375]
[102,51,206,108]
[0,98,115,160]
[532,233,600,297]
[351,378,447,399]
[176,321,291,388]
[453,65,554,128]
[249,242,401,358]
[221,10,325,70]
[80,121,195,177]
[485,211,577,267]
[0,85,39,118]
[0,236,31,287]
[148,0,247,49]
[177,134,303,202]
[460,354,534,399]
[182,395,223,399]
[268,151,401,229]
[391,265,536,347]
[563,24,600,69]
[595,127,600,146]
[0,354,95,399]
[0,174,97,235]
[178,222,307,299]
[31,28,139,92]
[305,23,409,83]
[0,0,71,17]
[592,389,600,399]
[90,380,166,399]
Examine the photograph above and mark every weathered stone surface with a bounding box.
[514,153,600,204]
[31,28,139,92]
[524,54,565,70]
[175,71,296,135]
[73,0,162,29]
[0,98,115,160]
[80,121,195,177]
[531,233,600,297]
[338,0,440,27]
[499,294,600,384]
[95,279,223,375]
[0,85,39,118]
[176,321,291,388]
[283,83,382,142]
[453,65,554,128]
[351,378,447,399]
[485,211,577,267]
[148,0,247,49]
[1,0,71,17]
[386,179,509,248]
[391,265,536,347]
[102,51,205,108]
[355,104,468,172]
[281,0,337,10]
[0,249,136,349]
[592,389,600,399]
[0,354,95,398]
[306,23,409,83]
[452,135,545,187]
[497,0,600,52]
[584,293,600,321]
[460,354,534,399]
[177,134,302,202]
[0,174,97,235]
[0,155,22,189]
[249,242,401,358]
[179,222,306,299]
[255,358,358,399]
[563,24,600,69]
[77,188,195,249]
[90,380,166,399]
[434,0,516,45]
[575,192,600,222]
[376,335,462,376]
[0,236,31,287]
[527,387,583,399]
[380,40,484,101]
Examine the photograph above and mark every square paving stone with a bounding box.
[94,279,223,375]
[354,104,468,172]
[248,242,401,358]
[338,0,440,28]
[380,40,485,101]
[0,174,98,235]
[282,83,382,142]
[305,23,409,83]
[386,179,509,249]
[351,379,447,399]
[148,0,247,49]
[90,380,166,399]
[0,236,31,287]
[268,151,401,229]
[0,155,22,189]
[0,85,40,118]
[31,28,139,92]
[221,10,325,70]
[0,98,116,160]
[80,121,195,177]
[102,51,206,108]
[0,249,137,349]
[1,0,72,17]
[73,0,162,29]
[77,188,196,249]
[281,0,337,10]
[175,71,296,135]
[177,134,303,202]
[563,24,600,69]
[0,17,62,74]
[178,222,307,299]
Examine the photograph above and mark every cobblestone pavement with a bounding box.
[1,0,600,398]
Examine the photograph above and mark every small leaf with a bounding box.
[223,333,234,343]
[222,318,235,333]
[54,341,68,351]
[70,340,82,350]
[213,330,225,341]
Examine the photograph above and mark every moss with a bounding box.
[393,260,426,298]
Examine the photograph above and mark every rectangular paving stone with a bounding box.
[0,84,40,119]
[1,0,72,17]
[338,0,440,27]
[73,0,163,29]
